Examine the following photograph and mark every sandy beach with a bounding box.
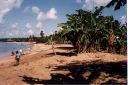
[0,43,127,85]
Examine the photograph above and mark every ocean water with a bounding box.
[0,42,32,57]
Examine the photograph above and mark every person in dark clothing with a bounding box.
[11,51,15,56]
[11,48,15,56]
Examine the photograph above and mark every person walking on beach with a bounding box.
[15,51,20,65]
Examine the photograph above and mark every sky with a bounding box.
[0,0,127,38]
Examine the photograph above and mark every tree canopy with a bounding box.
[58,8,126,54]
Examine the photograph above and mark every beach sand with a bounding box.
[0,43,127,85]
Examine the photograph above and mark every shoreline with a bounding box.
[0,43,48,64]
[0,42,34,62]
[1,41,34,44]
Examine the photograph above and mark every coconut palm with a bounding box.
[106,0,126,10]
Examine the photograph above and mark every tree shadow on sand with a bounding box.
[56,46,74,50]
[47,52,77,57]
[20,60,127,85]
[47,45,77,57]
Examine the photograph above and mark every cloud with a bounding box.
[0,0,23,23]
[37,12,47,22]
[8,33,13,36]
[76,0,82,3]
[120,15,126,24]
[36,22,43,29]
[32,6,40,14]
[11,22,18,28]
[82,0,111,11]
[46,8,58,19]
[25,23,35,36]
[14,0,23,8]
[32,7,58,22]
[27,29,34,35]
[25,23,32,29]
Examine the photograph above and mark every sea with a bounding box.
[0,42,32,58]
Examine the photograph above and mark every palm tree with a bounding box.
[106,0,126,10]
[40,30,44,38]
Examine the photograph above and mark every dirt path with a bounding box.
[0,44,127,85]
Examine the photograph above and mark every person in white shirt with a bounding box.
[19,49,23,55]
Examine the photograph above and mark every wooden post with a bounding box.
[51,37,56,55]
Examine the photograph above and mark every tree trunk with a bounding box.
[108,29,116,53]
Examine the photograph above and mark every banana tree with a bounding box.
[57,9,126,54]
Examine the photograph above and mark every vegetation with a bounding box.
[57,8,126,54]
[0,38,29,42]
[106,0,126,10]
[0,2,126,54]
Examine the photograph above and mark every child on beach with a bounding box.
[15,51,20,65]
